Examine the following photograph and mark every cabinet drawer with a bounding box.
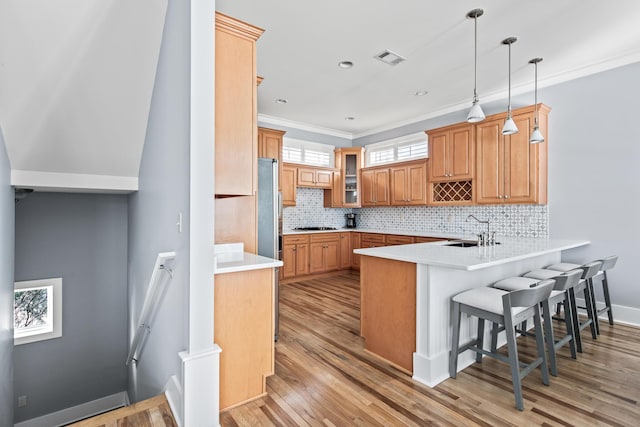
[415,236,446,243]
[361,233,385,244]
[309,232,340,243]
[385,235,415,245]
[284,235,309,245]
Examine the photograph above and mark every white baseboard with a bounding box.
[574,298,640,327]
[14,391,129,427]
[164,375,183,427]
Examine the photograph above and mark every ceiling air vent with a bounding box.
[374,49,407,66]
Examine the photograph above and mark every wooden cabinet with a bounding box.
[475,104,549,204]
[361,167,390,207]
[309,233,340,274]
[214,268,274,410]
[214,13,263,196]
[339,232,352,269]
[351,232,361,269]
[332,147,365,207]
[415,236,446,243]
[297,167,333,188]
[258,127,285,190]
[281,164,297,207]
[282,235,309,278]
[390,160,427,205]
[426,123,474,182]
[385,235,415,245]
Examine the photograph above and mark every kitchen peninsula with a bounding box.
[354,238,589,387]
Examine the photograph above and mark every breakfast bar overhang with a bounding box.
[354,238,589,387]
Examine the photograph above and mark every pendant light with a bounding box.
[466,8,485,123]
[501,37,518,135]
[529,57,544,143]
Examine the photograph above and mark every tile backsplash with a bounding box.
[284,188,548,238]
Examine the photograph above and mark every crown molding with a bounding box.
[258,114,353,139]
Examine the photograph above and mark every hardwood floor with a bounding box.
[67,394,176,427]
[221,271,640,426]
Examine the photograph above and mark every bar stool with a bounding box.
[546,261,603,337]
[449,279,555,411]
[594,255,618,326]
[493,270,583,376]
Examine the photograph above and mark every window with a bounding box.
[365,132,428,166]
[14,278,62,345]
[282,138,335,167]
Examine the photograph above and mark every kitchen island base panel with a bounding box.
[360,256,416,373]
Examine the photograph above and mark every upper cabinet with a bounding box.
[426,123,474,182]
[361,167,390,207]
[281,164,297,206]
[258,127,286,190]
[215,13,263,196]
[475,104,549,204]
[334,147,364,208]
[390,160,427,206]
[297,167,333,188]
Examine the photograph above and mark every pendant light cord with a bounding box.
[534,61,538,126]
[473,15,478,101]
[507,41,512,115]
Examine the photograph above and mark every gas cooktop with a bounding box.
[293,227,338,231]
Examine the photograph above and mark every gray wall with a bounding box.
[0,129,14,426]
[258,120,352,147]
[13,192,128,422]
[543,62,639,311]
[127,0,190,403]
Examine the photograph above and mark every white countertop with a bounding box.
[283,227,468,240]
[353,238,590,271]
[214,243,283,275]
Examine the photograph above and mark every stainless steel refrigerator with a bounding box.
[257,158,282,341]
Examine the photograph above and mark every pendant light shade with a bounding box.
[501,37,518,135]
[466,9,485,123]
[529,57,544,144]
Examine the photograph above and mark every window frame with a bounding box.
[282,137,335,168]
[14,278,63,345]
[365,132,428,167]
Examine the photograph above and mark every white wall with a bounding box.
[543,62,640,317]
[127,0,190,403]
[0,128,14,427]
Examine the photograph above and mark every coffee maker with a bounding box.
[345,213,357,228]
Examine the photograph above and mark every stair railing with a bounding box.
[126,252,176,365]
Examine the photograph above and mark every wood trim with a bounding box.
[215,12,264,41]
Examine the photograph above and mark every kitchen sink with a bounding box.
[445,240,501,247]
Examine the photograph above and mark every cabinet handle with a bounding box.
[499,195,504,199]
[504,195,510,199]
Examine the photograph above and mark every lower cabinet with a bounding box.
[351,232,361,269]
[309,233,340,274]
[339,232,352,269]
[282,235,309,278]
[214,268,274,410]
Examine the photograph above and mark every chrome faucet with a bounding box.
[466,215,494,246]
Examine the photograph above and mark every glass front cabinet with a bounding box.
[337,147,364,208]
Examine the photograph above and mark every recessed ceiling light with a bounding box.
[415,90,428,96]
[338,61,354,69]
[275,98,288,104]
[345,116,355,121]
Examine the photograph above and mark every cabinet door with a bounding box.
[428,131,448,181]
[324,241,340,271]
[315,169,333,188]
[390,166,408,205]
[450,125,473,179]
[339,233,352,269]
[259,130,282,160]
[295,243,309,276]
[373,169,390,206]
[504,114,536,203]
[407,162,427,204]
[215,15,261,196]
[309,242,326,273]
[282,244,297,278]
[281,165,297,206]
[361,169,376,206]
[351,232,361,269]
[297,168,317,187]
[475,119,504,204]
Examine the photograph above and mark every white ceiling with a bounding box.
[217,0,640,138]
[0,0,167,192]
